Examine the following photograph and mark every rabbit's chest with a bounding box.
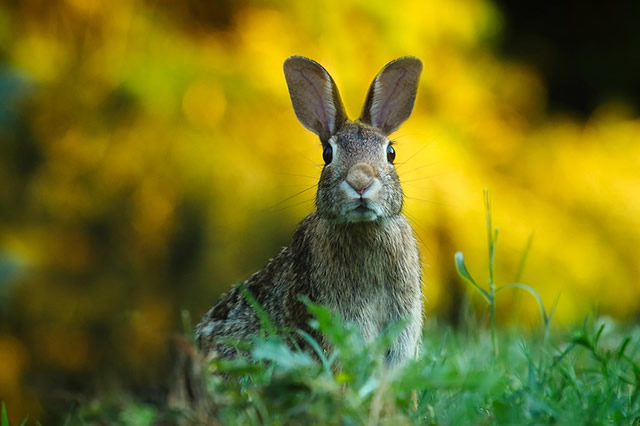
[314,247,419,342]
[305,215,422,342]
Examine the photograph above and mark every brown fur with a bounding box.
[196,57,424,366]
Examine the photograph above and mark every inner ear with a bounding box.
[284,56,348,142]
[360,57,422,135]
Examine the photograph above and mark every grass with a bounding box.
[455,189,556,356]
[10,192,640,425]
[62,315,640,425]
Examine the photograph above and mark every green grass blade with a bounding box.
[484,189,492,253]
[483,190,496,285]
[19,416,29,426]
[454,252,490,303]
[496,282,548,325]
[551,341,577,368]
[617,337,631,359]
[490,227,499,281]
[594,323,606,347]
[239,284,276,336]
[1,402,8,426]
[252,338,314,370]
[514,233,534,283]
[296,329,332,371]
[548,292,561,324]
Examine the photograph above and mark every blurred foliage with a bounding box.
[0,0,639,422]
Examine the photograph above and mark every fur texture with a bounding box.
[196,57,424,366]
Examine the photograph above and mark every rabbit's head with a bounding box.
[284,56,422,223]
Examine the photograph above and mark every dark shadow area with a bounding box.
[494,0,640,115]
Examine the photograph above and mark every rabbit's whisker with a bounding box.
[398,162,441,177]
[282,183,319,188]
[263,184,318,212]
[403,210,433,256]
[290,150,324,168]
[394,142,432,171]
[401,173,447,184]
[404,195,449,207]
[279,172,319,180]
[270,197,316,214]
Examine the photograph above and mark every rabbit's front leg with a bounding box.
[384,311,423,367]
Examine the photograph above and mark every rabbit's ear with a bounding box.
[360,57,422,135]
[284,56,347,143]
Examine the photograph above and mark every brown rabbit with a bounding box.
[196,56,424,366]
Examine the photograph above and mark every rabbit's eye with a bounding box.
[323,144,333,164]
[386,145,396,163]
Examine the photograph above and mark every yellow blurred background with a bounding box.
[0,0,638,421]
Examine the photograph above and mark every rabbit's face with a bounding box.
[283,56,421,222]
[316,122,402,223]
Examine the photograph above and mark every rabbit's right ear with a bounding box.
[284,56,347,143]
[360,57,422,135]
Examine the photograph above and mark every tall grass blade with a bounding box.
[252,338,314,370]
[496,283,549,325]
[1,403,8,426]
[514,233,534,283]
[297,329,332,371]
[548,292,561,325]
[594,323,606,347]
[484,189,496,285]
[484,189,499,356]
[454,252,490,302]
[617,337,631,359]
[484,188,492,253]
[239,284,276,335]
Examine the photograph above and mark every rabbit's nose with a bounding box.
[346,163,375,195]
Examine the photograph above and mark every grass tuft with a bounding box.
[455,189,554,355]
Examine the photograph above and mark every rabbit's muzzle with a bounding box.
[345,163,375,194]
[339,162,384,222]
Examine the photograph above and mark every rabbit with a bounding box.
[196,56,424,367]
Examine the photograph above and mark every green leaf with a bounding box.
[212,358,264,376]
[594,323,606,347]
[252,338,315,370]
[454,252,490,303]
[571,331,593,350]
[296,329,332,371]
[484,188,492,250]
[1,402,8,426]
[514,233,534,283]
[617,337,631,359]
[302,297,350,346]
[548,292,561,326]
[119,403,156,426]
[239,284,276,336]
[496,282,548,325]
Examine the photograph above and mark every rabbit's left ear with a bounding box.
[284,56,347,143]
[360,57,422,135]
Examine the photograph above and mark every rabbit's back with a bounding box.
[195,218,316,357]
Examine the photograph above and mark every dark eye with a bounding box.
[386,145,396,163]
[323,144,333,164]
